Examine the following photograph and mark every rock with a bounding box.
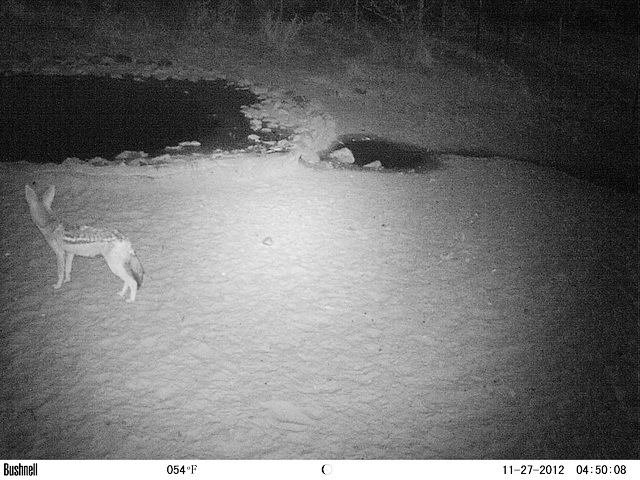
[141,154,171,165]
[298,149,321,164]
[329,147,355,164]
[363,160,382,169]
[88,157,109,166]
[115,150,148,160]
[62,157,83,165]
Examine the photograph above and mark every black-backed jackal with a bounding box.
[25,185,144,302]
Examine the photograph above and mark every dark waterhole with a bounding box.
[327,135,441,173]
[0,73,258,164]
[332,135,637,194]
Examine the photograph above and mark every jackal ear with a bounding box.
[25,184,36,202]
[42,185,56,209]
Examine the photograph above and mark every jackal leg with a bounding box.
[64,252,74,284]
[52,248,73,289]
[103,253,138,302]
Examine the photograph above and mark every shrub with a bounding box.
[258,11,303,55]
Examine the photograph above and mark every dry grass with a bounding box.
[258,11,304,55]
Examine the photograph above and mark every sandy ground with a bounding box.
[1,150,637,459]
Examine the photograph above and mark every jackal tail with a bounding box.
[125,251,144,289]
